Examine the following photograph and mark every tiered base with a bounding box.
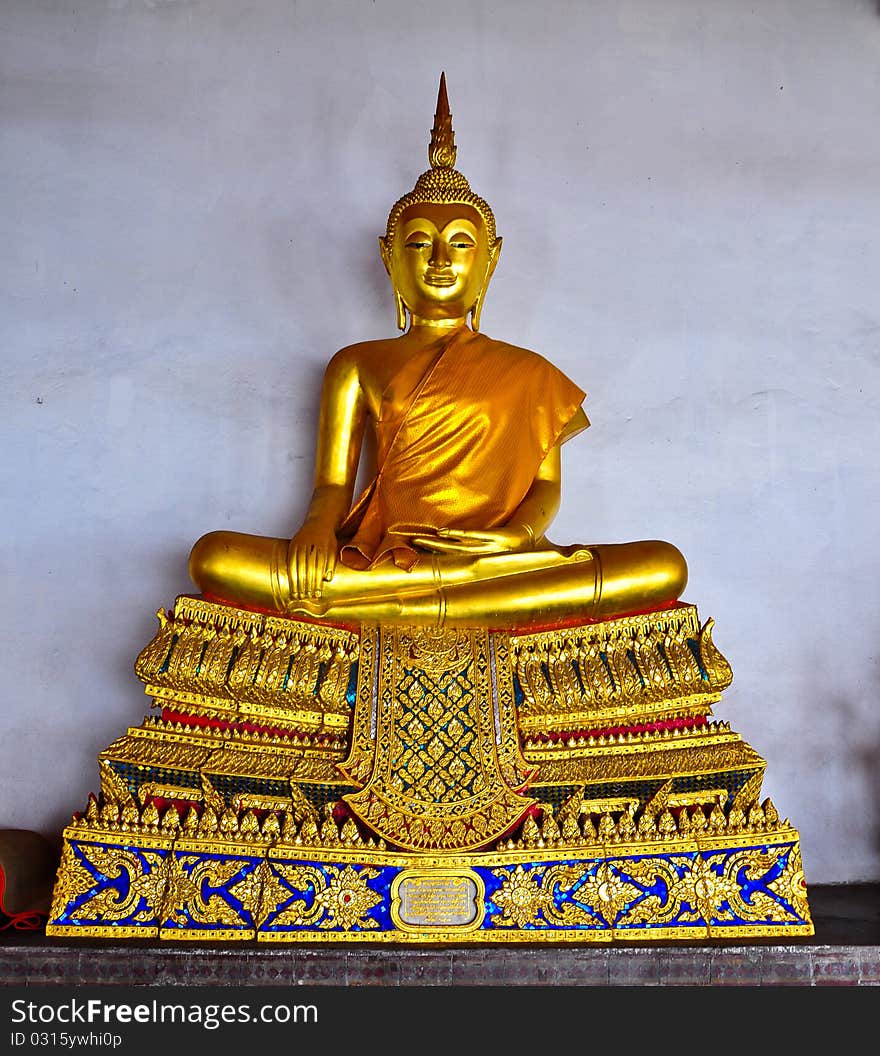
[48,814,810,942]
[47,596,813,942]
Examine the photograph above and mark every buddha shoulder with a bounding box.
[321,338,407,409]
[324,339,394,381]
[473,333,573,376]
[474,333,588,435]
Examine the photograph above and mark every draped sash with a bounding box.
[339,328,586,571]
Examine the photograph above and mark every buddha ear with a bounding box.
[378,236,392,277]
[471,237,502,332]
[379,236,407,331]
[393,289,407,331]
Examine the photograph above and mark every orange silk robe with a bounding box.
[339,327,587,571]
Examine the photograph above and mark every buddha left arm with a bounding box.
[413,444,561,555]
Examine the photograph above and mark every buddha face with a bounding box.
[382,203,501,324]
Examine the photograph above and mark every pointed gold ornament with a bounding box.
[383,72,497,248]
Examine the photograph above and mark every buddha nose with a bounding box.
[429,239,450,268]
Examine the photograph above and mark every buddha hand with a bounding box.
[411,524,535,556]
[286,522,339,598]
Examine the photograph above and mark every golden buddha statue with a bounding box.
[189,74,687,630]
[47,75,813,946]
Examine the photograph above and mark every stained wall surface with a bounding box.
[2,0,878,884]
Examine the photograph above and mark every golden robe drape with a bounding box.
[339,328,586,571]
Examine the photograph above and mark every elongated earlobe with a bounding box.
[471,286,487,332]
[471,237,502,332]
[379,235,407,331]
[394,288,407,331]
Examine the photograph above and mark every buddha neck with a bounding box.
[407,315,470,333]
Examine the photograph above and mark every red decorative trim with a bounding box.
[526,714,707,744]
[142,797,197,816]
[160,708,342,745]
[197,593,360,633]
[494,803,543,844]
[502,599,687,637]
[187,593,686,638]
[140,797,355,825]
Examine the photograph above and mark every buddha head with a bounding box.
[380,74,502,330]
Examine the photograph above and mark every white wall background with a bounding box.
[2,0,879,885]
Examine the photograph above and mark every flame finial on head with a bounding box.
[383,73,497,245]
[428,72,457,169]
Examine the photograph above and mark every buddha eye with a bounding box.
[450,242,474,250]
[405,240,431,250]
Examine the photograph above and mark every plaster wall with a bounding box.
[2,0,879,884]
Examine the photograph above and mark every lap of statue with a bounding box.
[189,530,687,630]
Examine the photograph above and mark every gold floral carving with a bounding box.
[48,811,813,940]
[342,626,533,851]
[492,862,632,928]
[315,865,383,929]
[768,844,810,922]
[61,844,169,924]
[573,862,640,924]
[666,856,743,923]
[530,736,764,785]
[512,606,733,734]
[491,864,549,926]
[134,597,359,724]
[262,862,382,930]
[49,842,103,922]
[162,856,251,928]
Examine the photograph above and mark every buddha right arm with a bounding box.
[287,351,366,598]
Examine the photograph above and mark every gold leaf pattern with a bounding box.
[50,843,99,920]
[344,627,533,851]
[315,865,382,930]
[569,862,638,926]
[492,865,550,927]
[68,847,168,923]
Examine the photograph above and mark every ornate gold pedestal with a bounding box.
[47,596,812,942]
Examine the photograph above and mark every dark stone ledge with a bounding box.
[1,884,877,987]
